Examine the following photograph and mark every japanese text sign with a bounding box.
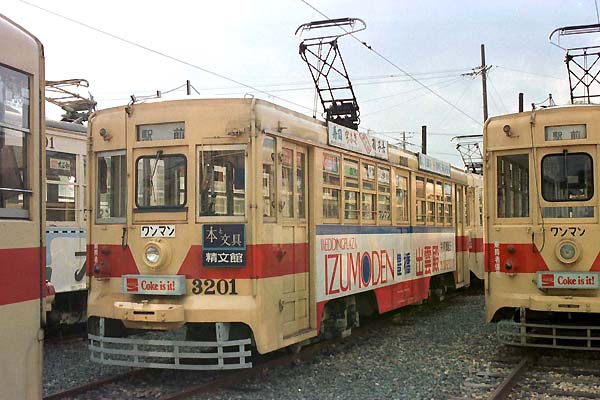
[202,224,246,267]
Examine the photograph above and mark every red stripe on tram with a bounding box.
[0,247,42,306]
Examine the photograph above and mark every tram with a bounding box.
[484,24,600,349]
[0,13,47,399]
[484,104,600,349]
[45,119,87,325]
[86,98,483,370]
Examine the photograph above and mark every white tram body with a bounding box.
[87,98,483,369]
[0,13,46,400]
[485,105,600,349]
[45,119,87,325]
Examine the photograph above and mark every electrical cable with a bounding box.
[17,0,313,112]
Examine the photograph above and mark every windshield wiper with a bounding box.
[149,150,163,202]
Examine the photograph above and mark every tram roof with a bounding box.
[47,119,87,134]
[92,97,473,180]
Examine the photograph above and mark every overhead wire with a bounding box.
[487,74,510,114]
[361,76,462,104]
[16,0,314,112]
[92,72,470,100]
[433,77,477,127]
[298,0,483,127]
[361,77,465,117]
[495,65,563,80]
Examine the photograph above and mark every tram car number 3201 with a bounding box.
[191,278,238,295]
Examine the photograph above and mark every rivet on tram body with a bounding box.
[507,245,516,254]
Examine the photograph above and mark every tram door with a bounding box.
[279,142,310,337]
[455,185,466,287]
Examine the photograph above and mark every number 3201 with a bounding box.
[191,278,238,295]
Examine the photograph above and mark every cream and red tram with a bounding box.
[485,105,600,348]
[87,98,482,369]
[45,120,87,325]
[0,13,47,400]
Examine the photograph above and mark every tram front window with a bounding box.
[136,153,186,209]
[542,152,593,202]
[199,147,245,216]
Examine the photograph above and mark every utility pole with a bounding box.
[402,131,406,150]
[463,45,490,123]
[481,44,488,122]
[421,126,427,154]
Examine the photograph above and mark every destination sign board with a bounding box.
[544,124,586,141]
[137,122,185,141]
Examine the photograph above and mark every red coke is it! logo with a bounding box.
[126,277,139,292]
[541,274,555,287]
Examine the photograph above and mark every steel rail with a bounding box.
[43,369,149,400]
[487,356,533,400]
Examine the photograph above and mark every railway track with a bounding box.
[461,352,600,400]
[42,335,342,399]
[43,369,150,400]
[43,295,452,399]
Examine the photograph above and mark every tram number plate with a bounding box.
[191,279,238,295]
[141,225,175,238]
[537,271,600,289]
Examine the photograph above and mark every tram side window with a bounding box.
[82,155,87,221]
[361,162,376,221]
[426,178,435,223]
[0,65,29,129]
[465,188,472,226]
[378,167,391,222]
[97,152,126,222]
[262,137,276,220]
[415,176,426,223]
[199,148,245,216]
[0,65,30,218]
[436,181,444,224]
[344,158,359,220]
[477,191,483,226]
[497,154,529,218]
[323,153,340,220]
[296,152,306,219]
[395,173,408,223]
[46,151,77,221]
[281,148,294,218]
[444,183,453,225]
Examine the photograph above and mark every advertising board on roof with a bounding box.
[327,121,389,160]
[418,153,451,177]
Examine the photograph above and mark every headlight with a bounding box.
[556,240,579,264]
[559,243,576,260]
[145,244,160,264]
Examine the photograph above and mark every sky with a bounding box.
[3,0,600,166]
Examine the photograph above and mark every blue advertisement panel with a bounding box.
[202,224,246,267]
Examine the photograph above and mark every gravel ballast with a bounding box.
[45,290,597,399]
[191,291,501,400]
